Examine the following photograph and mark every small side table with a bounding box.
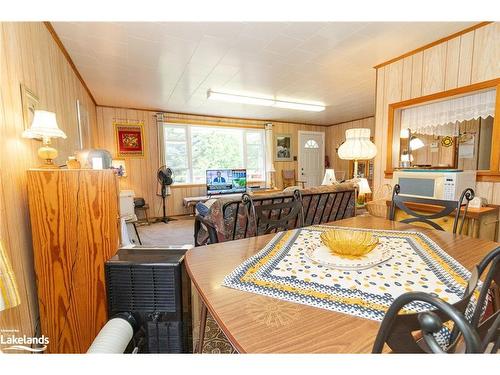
[183,196,210,216]
[355,205,369,217]
[296,180,307,189]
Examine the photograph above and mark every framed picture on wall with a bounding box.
[114,121,145,158]
[76,99,88,150]
[274,133,293,161]
[20,84,39,131]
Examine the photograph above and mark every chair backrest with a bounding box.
[372,245,500,353]
[224,187,355,241]
[372,291,482,353]
[389,184,474,234]
[468,246,500,353]
[194,185,357,246]
[282,169,296,188]
[242,189,304,236]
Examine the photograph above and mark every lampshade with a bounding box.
[268,163,276,173]
[0,240,21,312]
[321,169,336,185]
[409,136,424,151]
[356,178,372,195]
[401,151,414,162]
[400,128,410,139]
[22,110,67,139]
[337,128,377,160]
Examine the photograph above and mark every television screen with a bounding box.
[206,169,247,195]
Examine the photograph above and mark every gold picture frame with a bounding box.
[114,121,146,158]
[20,84,39,131]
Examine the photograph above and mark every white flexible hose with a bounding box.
[87,317,134,354]
[120,217,132,246]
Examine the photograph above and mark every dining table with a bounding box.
[184,216,498,353]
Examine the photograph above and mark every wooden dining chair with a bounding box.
[195,190,305,354]
[389,184,475,234]
[282,169,296,188]
[372,246,500,353]
[242,189,305,236]
[372,291,482,353]
[468,246,500,353]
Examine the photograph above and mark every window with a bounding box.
[304,139,319,149]
[163,124,266,184]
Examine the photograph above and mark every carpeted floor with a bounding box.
[136,216,194,246]
[137,217,236,354]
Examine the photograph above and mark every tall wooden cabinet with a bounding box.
[27,169,119,353]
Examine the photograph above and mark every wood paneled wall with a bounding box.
[0,22,96,343]
[325,117,375,177]
[373,22,500,206]
[95,106,328,216]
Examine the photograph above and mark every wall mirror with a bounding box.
[386,79,500,182]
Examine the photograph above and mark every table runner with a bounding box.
[223,225,478,345]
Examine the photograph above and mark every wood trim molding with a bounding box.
[384,170,500,182]
[165,118,265,129]
[373,22,493,69]
[43,22,97,105]
[99,104,330,127]
[327,115,375,127]
[490,87,500,172]
[384,78,500,183]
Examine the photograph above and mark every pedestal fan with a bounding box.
[157,166,174,223]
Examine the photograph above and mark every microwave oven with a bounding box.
[392,170,476,201]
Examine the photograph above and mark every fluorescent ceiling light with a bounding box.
[274,101,324,112]
[207,90,325,112]
[207,90,274,107]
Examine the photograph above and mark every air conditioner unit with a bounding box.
[105,246,193,353]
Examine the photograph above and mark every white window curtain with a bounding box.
[401,89,496,136]
[265,123,273,188]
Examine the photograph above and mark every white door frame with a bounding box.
[297,130,325,187]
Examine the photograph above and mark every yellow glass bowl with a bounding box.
[320,229,379,259]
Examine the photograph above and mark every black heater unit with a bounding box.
[105,247,192,353]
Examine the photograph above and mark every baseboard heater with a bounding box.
[91,246,193,353]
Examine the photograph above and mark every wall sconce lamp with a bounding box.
[409,135,425,151]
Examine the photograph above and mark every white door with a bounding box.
[298,131,325,188]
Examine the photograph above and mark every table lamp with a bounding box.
[400,149,414,168]
[356,177,372,205]
[0,240,21,313]
[321,169,336,185]
[268,163,276,189]
[22,110,67,168]
[337,128,377,178]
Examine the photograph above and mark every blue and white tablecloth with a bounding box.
[223,225,478,340]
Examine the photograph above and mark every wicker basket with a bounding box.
[366,199,388,218]
[366,184,393,218]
